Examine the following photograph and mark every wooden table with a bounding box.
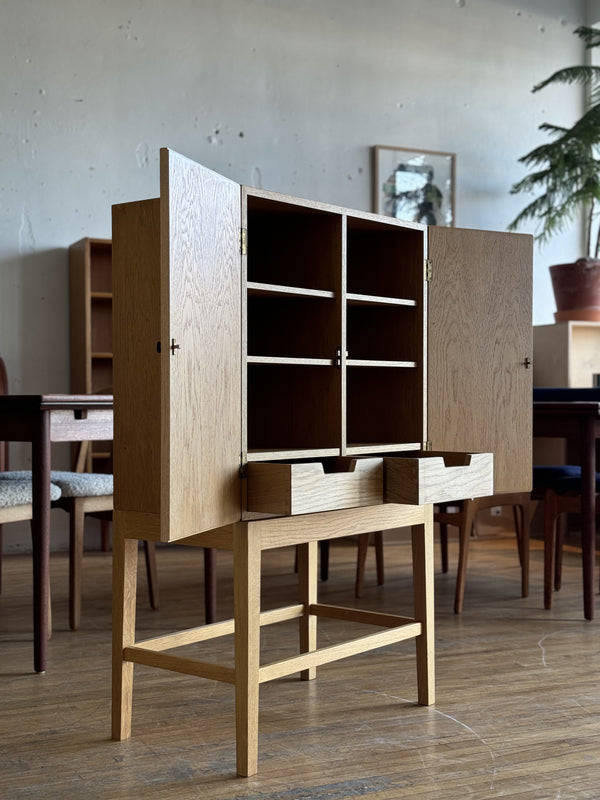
[533,397,600,620]
[0,394,113,672]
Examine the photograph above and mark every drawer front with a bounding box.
[384,452,494,505]
[246,457,383,515]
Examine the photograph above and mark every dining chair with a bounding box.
[0,476,62,630]
[0,355,157,629]
[435,493,531,613]
[532,464,599,609]
[354,493,531,613]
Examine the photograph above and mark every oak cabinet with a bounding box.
[112,149,533,542]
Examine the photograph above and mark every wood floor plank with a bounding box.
[1,533,600,798]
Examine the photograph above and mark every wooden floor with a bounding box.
[1,530,600,799]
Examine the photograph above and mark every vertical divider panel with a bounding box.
[340,214,348,455]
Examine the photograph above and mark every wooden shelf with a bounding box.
[247,282,335,300]
[346,293,417,307]
[346,359,417,368]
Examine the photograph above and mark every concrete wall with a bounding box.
[0,0,591,550]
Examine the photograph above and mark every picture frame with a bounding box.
[373,145,456,227]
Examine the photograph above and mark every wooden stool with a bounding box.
[112,502,435,777]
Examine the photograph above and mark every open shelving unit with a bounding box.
[68,237,114,472]
[243,194,426,461]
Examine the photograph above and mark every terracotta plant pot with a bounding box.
[550,259,600,321]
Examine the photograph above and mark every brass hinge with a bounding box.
[423,440,432,451]
[240,228,248,256]
[424,259,433,282]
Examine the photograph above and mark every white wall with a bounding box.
[0,0,589,550]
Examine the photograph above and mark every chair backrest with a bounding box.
[0,355,8,471]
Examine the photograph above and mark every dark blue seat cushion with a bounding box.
[533,387,600,402]
[533,464,600,494]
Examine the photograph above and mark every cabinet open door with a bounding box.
[427,226,533,493]
[113,149,243,542]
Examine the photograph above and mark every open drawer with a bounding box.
[245,457,383,515]
[384,451,494,505]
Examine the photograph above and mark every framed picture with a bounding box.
[373,145,456,226]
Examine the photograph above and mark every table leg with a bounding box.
[581,417,596,621]
[31,411,51,673]
[412,505,435,706]
[233,521,261,777]
[112,533,139,740]
[297,540,317,681]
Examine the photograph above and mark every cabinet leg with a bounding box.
[297,540,317,681]
[233,522,261,777]
[412,506,435,706]
[112,533,139,741]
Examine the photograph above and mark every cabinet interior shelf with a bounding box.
[346,293,417,307]
[247,356,334,366]
[247,281,335,300]
[347,359,417,368]
[91,352,113,360]
[91,292,113,301]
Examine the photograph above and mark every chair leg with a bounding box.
[319,539,329,581]
[454,500,477,614]
[554,513,566,592]
[101,519,111,551]
[69,498,86,630]
[543,491,559,610]
[439,522,449,573]
[374,530,384,586]
[204,547,217,624]
[514,500,530,598]
[355,531,385,597]
[143,541,159,610]
[355,532,370,598]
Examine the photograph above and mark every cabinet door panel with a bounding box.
[161,149,242,539]
[427,227,533,493]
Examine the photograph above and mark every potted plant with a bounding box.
[509,25,600,320]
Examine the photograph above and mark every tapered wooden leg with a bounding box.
[203,547,217,624]
[454,500,477,614]
[69,498,85,630]
[143,541,159,610]
[374,530,384,585]
[355,533,369,598]
[233,522,261,777]
[543,491,558,610]
[101,519,111,551]
[112,532,139,741]
[439,521,449,573]
[297,540,317,680]
[412,505,435,706]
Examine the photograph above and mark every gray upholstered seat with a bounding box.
[0,476,62,506]
[1,470,112,498]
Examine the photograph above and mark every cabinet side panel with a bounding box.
[428,227,533,493]
[162,149,242,538]
[112,199,162,518]
[68,239,91,394]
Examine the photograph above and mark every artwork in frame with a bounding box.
[373,145,456,226]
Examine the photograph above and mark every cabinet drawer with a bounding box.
[384,452,494,505]
[246,457,383,515]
